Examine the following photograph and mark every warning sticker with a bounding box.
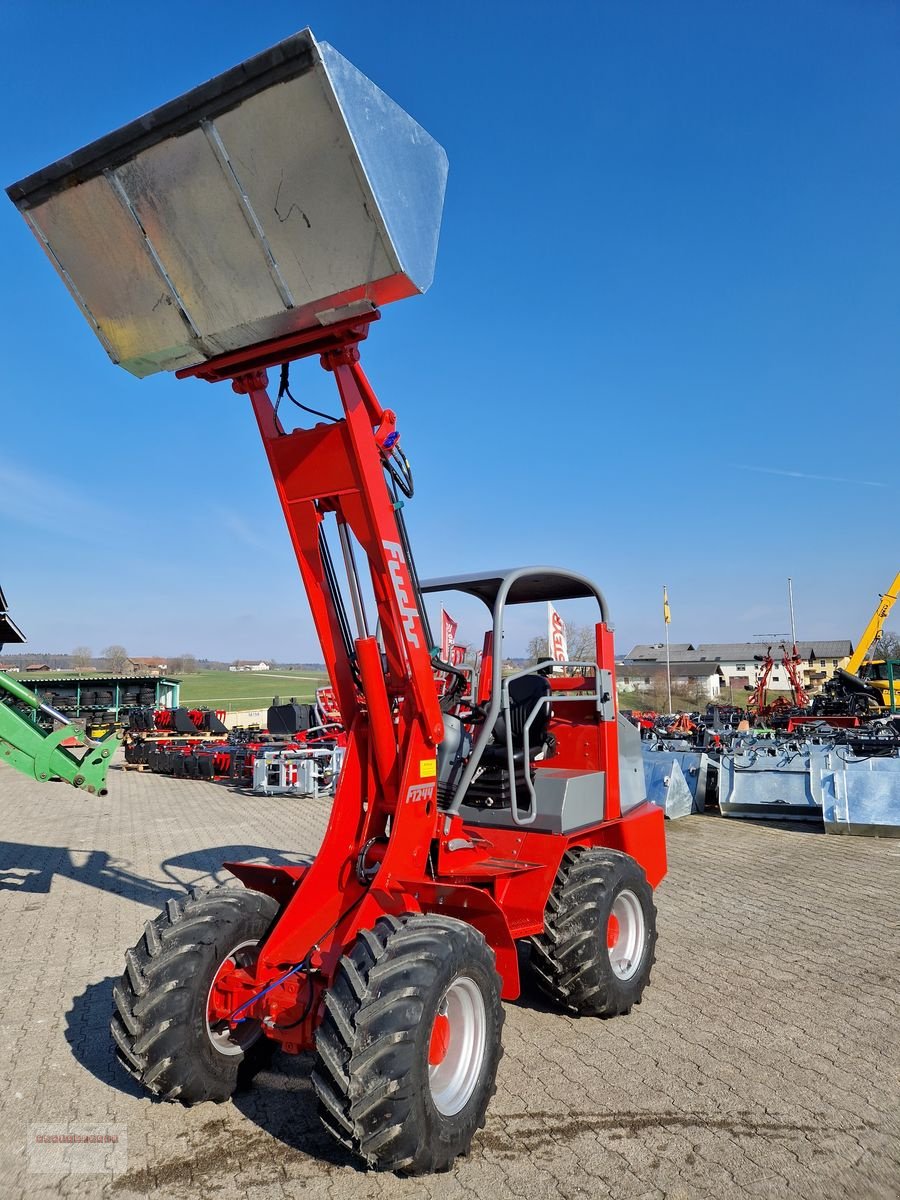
[419,759,437,779]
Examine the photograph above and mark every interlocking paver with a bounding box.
[0,758,898,1199]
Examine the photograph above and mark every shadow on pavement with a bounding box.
[159,845,313,890]
[65,977,145,1100]
[0,840,183,906]
[66,976,362,1171]
[0,840,312,905]
[232,1052,363,1171]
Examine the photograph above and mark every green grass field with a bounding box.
[177,670,327,709]
[617,688,797,713]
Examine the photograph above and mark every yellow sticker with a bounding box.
[419,758,437,778]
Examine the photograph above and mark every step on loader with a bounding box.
[7,29,667,1173]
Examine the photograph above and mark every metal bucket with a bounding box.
[642,748,711,814]
[718,740,823,822]
[7,29,448,377]
[820,752,900,837]
[642,757,694,820]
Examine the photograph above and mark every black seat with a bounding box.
[466,674,553,811]
[481,674,552,767]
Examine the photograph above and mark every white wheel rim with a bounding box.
[607,889,645,981]
[206,939,262,1057]
[428,976,487,1116]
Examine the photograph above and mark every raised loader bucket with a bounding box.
[7,29,448,378]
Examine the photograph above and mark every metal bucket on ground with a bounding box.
[642,748,712,815]
[820,752,900,837]
[718,739,823,822]
[7,29,448,378]
[642,756,694,820]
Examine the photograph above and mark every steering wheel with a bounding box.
[457,700,489,725]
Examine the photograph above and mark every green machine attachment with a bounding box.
[0,669,120,795]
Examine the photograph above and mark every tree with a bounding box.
[680,678,709,708]
[874,630,900,662]
[526,635,549,665]
[527,621,595,667]
[180,653,197,675]
[102,644,129,673]
[565,622,596,664]
[71,646,92,670]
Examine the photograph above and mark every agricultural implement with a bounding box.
[719,728,900,835]
[0,588,119,794]
[8,30,667,1172]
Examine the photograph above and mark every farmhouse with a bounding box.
[623,641,853,691]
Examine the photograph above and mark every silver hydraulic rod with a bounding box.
[337,520,370,641]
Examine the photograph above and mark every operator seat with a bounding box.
[467,673,553,810]
[481,673,553,766]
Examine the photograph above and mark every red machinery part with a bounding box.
[114,300,668,1175]
[10,29,667,1170]
[171,325,664,1014]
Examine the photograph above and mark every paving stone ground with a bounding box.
[0,758,898,1200]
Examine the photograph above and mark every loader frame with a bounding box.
[177,314,665,1054]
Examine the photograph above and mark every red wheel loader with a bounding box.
[7,29,667,1173]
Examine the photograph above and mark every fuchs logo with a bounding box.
[383,540,421,649]
[406,783,435,805]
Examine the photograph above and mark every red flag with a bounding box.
[440,608,458,660]
[450,644,466,667]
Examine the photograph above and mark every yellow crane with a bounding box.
[846,572,900,675]
[844,572,900,712]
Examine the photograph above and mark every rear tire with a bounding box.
[312,913,504,1173]
[110,884,279,1104]
[529,848,656,1016]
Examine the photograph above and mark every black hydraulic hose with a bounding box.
[277,362,339,424]
[391,490,464,711]
[394,505,433,652]
[319,524,359,683]
[383,445,414,498]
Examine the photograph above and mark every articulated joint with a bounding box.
[320,345,360,371]
[232,369,269,394]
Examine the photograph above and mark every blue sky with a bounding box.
[2,1,898,662]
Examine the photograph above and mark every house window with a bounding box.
[735,663,746,671]
[644,677,651,685]
[831,660,838,668]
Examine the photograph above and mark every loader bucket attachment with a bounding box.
[7,29,448,378]
[821,753,900,837]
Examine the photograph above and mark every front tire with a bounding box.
[529,848,657,1016]
[312,913,504,1173]
[111,884,279,1104]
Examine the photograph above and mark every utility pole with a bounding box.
[663,584,672,713]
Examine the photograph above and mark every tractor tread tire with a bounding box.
[529,848,657,1017]
[312,912,503,1174]
[111,883,278,1105]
